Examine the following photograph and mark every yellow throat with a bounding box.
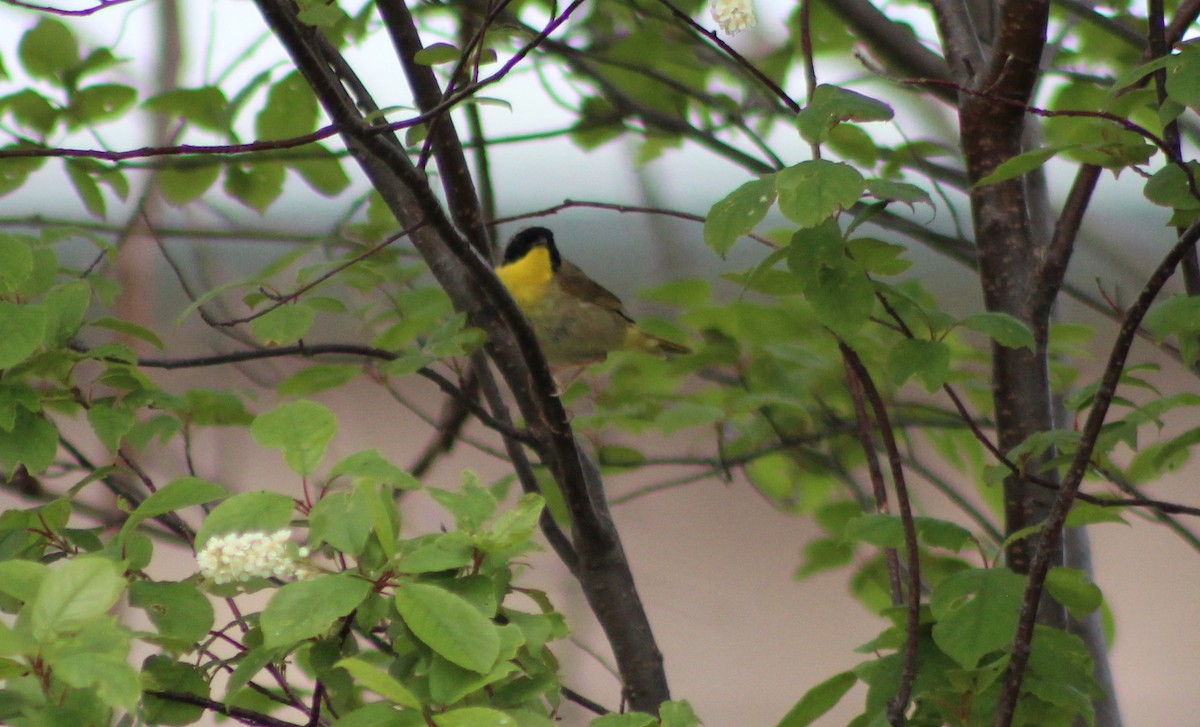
[496,244,555,308]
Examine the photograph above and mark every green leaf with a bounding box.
[776,160,865,228]
[428,473,497,531]
[974,147,1060,187]
[40,280,91,345]
[142,87,229,132]
[589,714,657,727]
[0,559,48,603]
[1143,163,1200,211]
[864,180,931,208]
[129,581,215,646]
[68,84,136,126]
[428,654,519,706]
[1144,294,1200,341]
[1024,626,1100,723]
[3,89,59,135]
[87,400,135,452]
[43,617,139,709]
[141,655,210,724]
[177,389,253,427]
[18,18,78,83]
[1064,501,1128,527]
[0,409,58,474]
[598,444,647,468]
[74,46,119,80]
[251,400,337,475]
[745,451,803,505]
[290,144,351,197]
[0,235,34,292]
[222,647,275,700]
[796,536,855,578]
[1166,43,1200,107]
[930,568,1026,668]
[796,84,893,144]
[334,703,425,727]
[477,493,544,552]
[657,403,725,434]
[159,162,222,205]
[88,316,165,349]
[279,364,362,395]
[297,0,351,28]
[224,161,286,213]
[640,278,711,307]
[251,302,315,346]
[807,260,874,336]
[194,491,296,549]
[787,219,845,285]
[414,43,461,66]
[846,237,911,276]
[31,557,125,639]
[308,490,372,556]
[328,449,417,488]
[887,339,950,392]
[395,582,501,673]
[1045,567,1103,619]
[135,476,227,518]
[395,531,474,574]
[0,301,45,368]
[14,245,56,298]
[0,148,45,197]
[826,123,880,167]
[660,700,702,727]
[261,573,372,648]
[843,514,904,548]
[65,160,106,218]
[915,517,973,551]
[775,670,857,727]
[434,707,517,727]
[960,311,1036,351]
[703,176,777,257]
[256,71,319,141]
[335,656,422,708]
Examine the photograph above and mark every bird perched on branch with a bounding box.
[496,226,691,367]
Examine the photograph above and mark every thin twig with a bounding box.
[839,342,921,726]
[144,691,302,727]
[119,343,537,445]
[0,0,137,15]
[844,357,904,605]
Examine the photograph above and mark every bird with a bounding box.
[495,227,691,367]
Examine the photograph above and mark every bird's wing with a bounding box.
[557,260,635,323]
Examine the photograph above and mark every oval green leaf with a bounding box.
[395,582,500,674]
[261,573,372,648]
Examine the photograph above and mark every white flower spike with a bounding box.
[197,529,309,585]
[711,0,757,35]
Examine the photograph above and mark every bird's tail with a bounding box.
[627,328,691,358]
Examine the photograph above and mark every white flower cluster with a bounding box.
[197,529,310,585]
[710,0,757,35]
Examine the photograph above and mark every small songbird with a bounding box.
[495,227,691,366]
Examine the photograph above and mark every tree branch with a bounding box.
[250,0,670,710]
[840,342,921,726]
[376,0,493,259]
[993,217,1200,727]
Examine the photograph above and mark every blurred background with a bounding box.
[1,1,1198,725]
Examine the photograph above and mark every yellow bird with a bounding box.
[495,227,691,366]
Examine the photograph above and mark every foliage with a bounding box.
[0,0,1198,726]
